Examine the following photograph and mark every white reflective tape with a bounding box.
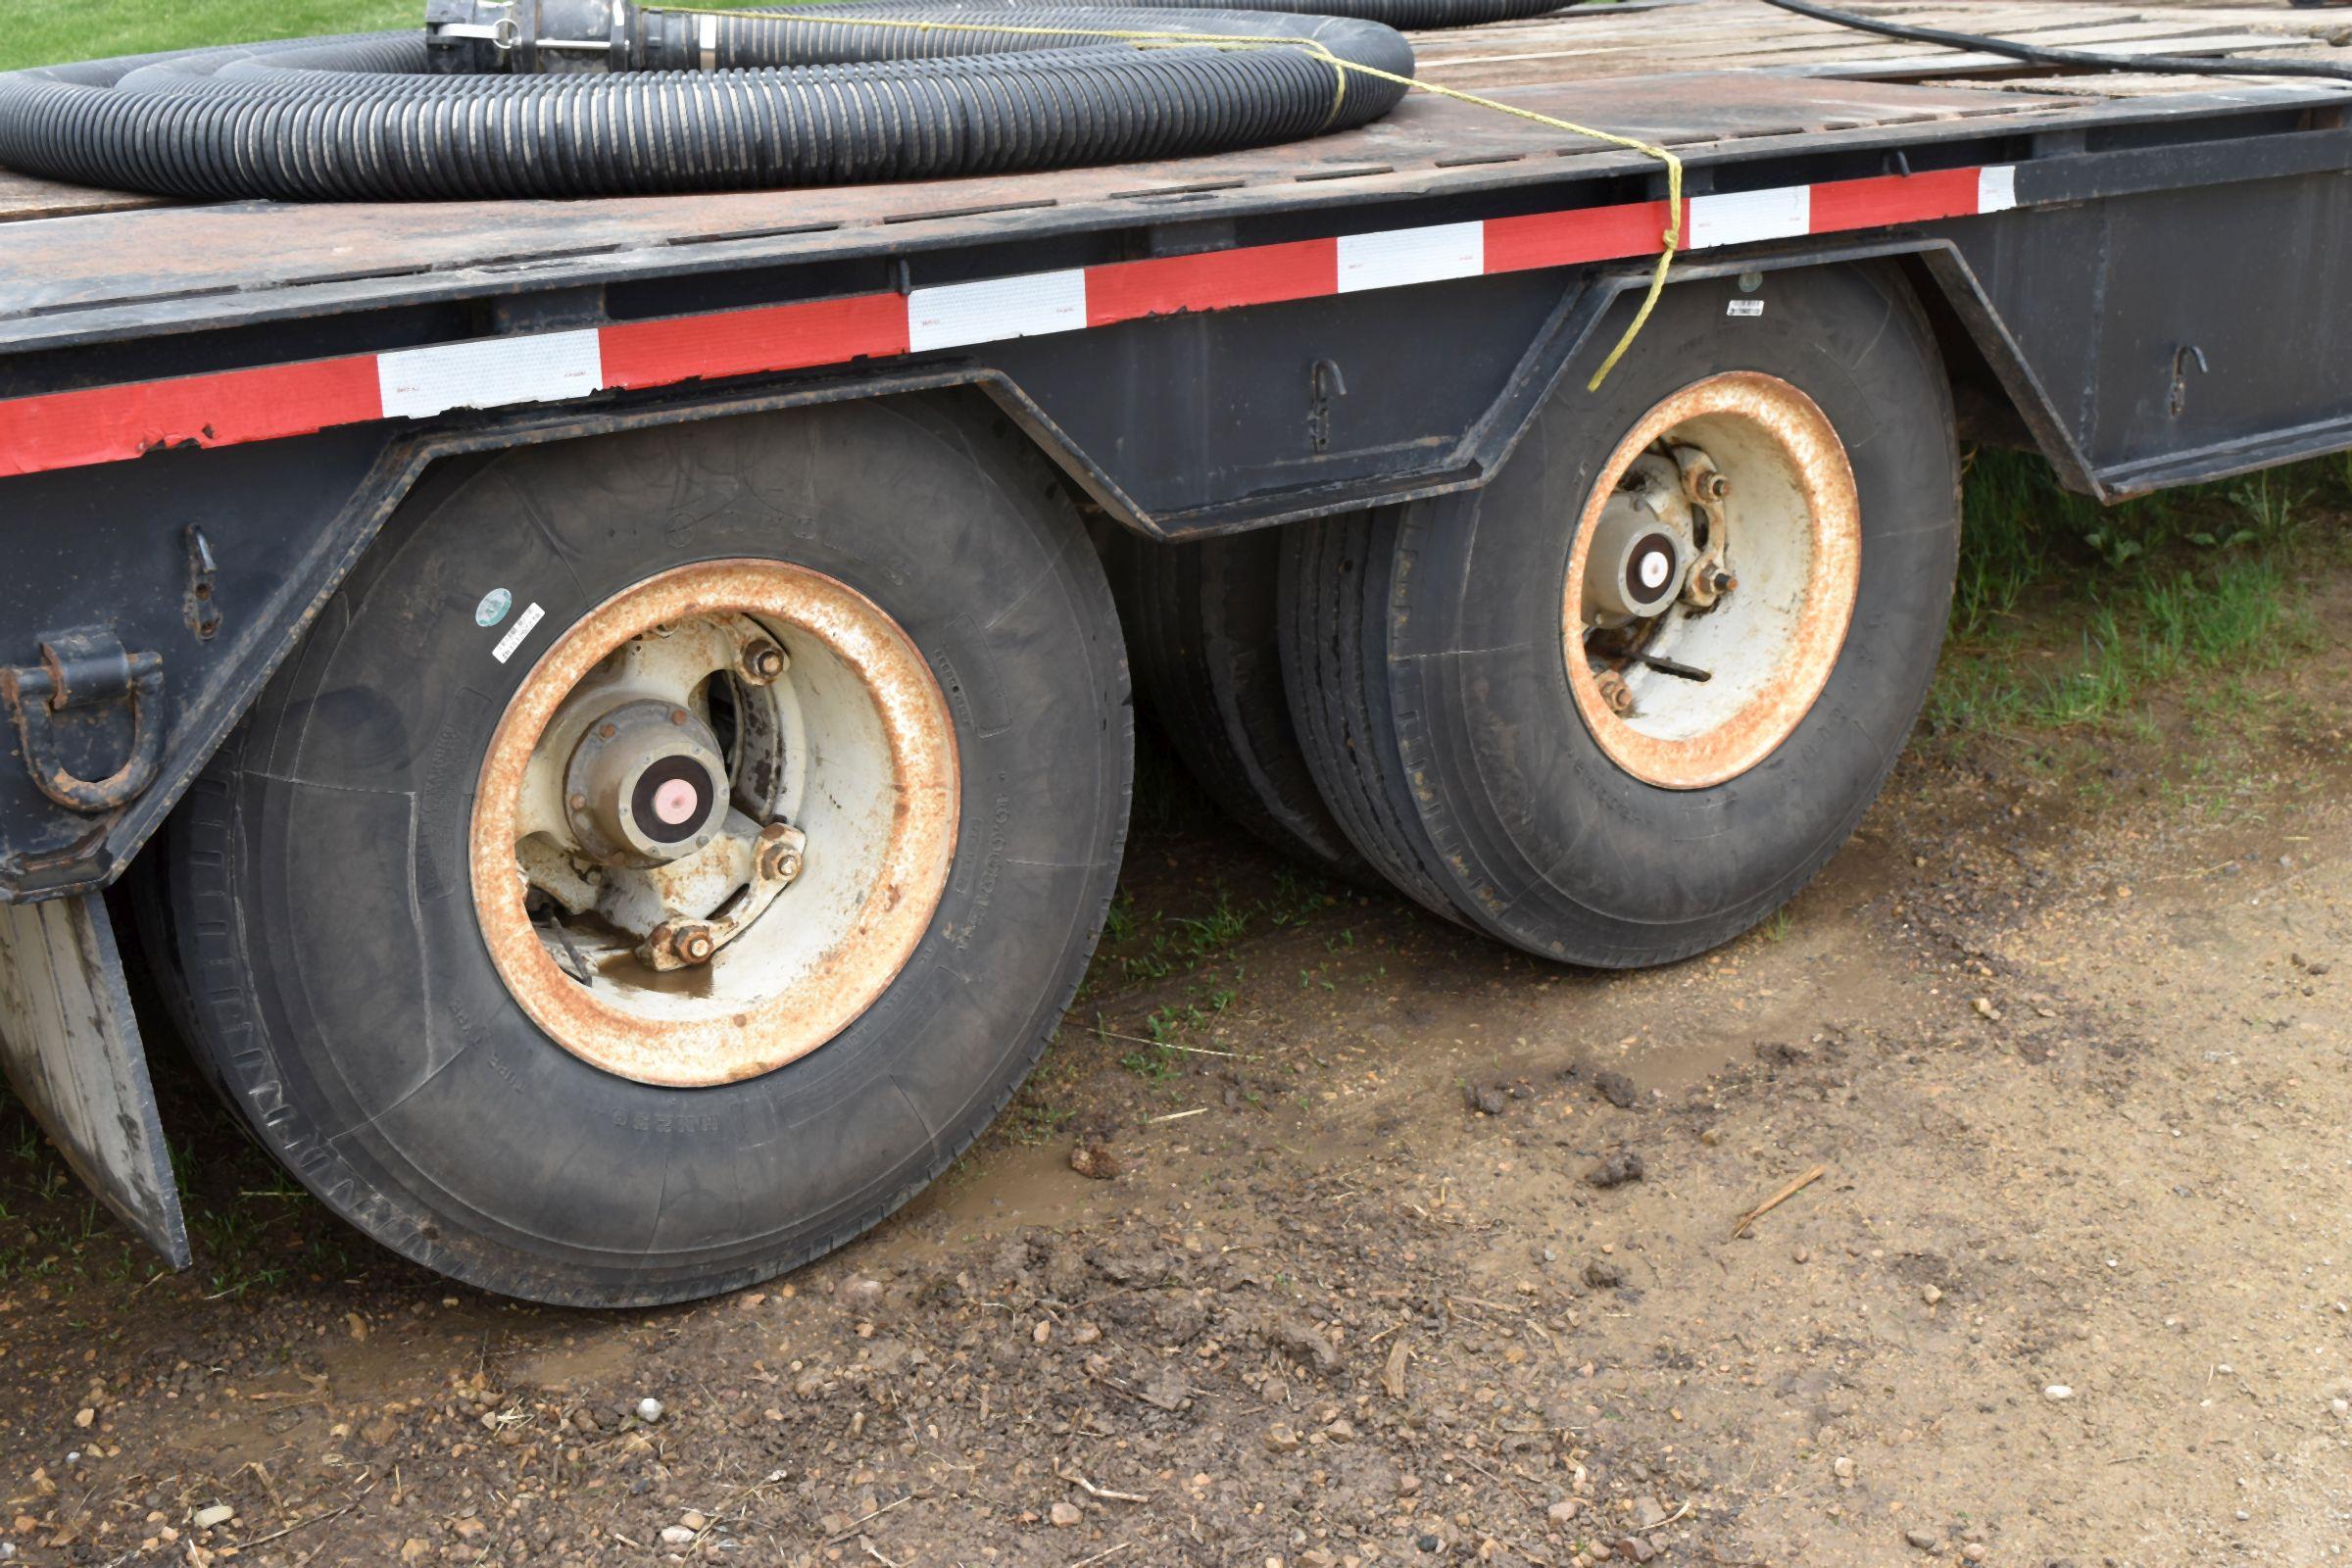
[699,12,717,70]
[377,330,604,420]
[1689,186,1812,249]
[907,270,1088,352]
[492,602,545,664]
[1335,222,1485,293]
[1977,165,2018,215]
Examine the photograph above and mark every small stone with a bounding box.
[1547,1499,1579,1526]
[1264,1423,1301,1453]
[1832,1456,1855,1481]
[192,1506,233,1531]
[1069,1142,1120,1181]
[678,1512,708,1532]
[1050,1502,1083,1528]
[1468,1085,1509,1117]
[2043,1385,2074,1401]
[1594,1071,1640,1109]
[1584,1258,1628,1291]
[1587,1151,1645,1189]
[660,1526,697,1546]
[1961,1544,1986,1562]
[1922,1285,1943,1305]
[1633,1495,1667,1530]
[1905,1527,1939,1551]
[73,1408,94,1429]
[1397,1475,1422,1496]
[1616,1537,1657,1563]
[1032,1320,1053,1345]
[635,1396,665,1423]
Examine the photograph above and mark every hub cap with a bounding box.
[470,560,958,1088]
[1561,372,1861,790]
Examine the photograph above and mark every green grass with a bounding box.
[1922,449,2349,750]
[0,0,792,73]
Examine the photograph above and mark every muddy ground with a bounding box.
[4,583,2352,1568]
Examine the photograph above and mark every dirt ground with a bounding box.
[4,581,2352,1568]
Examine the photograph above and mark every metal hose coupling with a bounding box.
[423,0,725,75]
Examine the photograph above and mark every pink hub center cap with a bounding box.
[651,777,701,826]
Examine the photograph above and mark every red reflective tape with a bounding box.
[1085,238,1339,327]
[599,291,911,390]
[0,356,381,478]
[1807,168,1984,233]
[1482,198,1682,276]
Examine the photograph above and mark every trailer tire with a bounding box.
[1107,529,1367,880]
[158,398,1130,1306]
[1280,265,1957,965]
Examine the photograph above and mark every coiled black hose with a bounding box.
[0,0,1567,203]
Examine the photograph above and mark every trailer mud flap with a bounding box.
[0,895,189,1267]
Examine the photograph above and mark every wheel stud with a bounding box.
[738,639,788,684]
[1595,668,1636,716]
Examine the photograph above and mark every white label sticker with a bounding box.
[1335,222,1485,293]
[377,331,604,421]
[907,270,1088,352]
[1690,186,1813,250]
[492,602,545,664]
[1727,299,1765,318]
[1978,165,2018,215]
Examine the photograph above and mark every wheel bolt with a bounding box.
[599,722,617,740]
[567,792,588,811]
[1711,570,1737,594]
[1701,472,1730,502]
[739,640,788,684]
[669,708,689,726]
[681,930,715,964]
[1595,669,1636,717]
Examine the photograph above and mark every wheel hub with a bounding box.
[564,699,729,866]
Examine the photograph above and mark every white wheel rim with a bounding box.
[1561,372,1861,790]
[470,560,958,1088]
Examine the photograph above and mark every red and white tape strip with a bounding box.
[0,166,2015,480]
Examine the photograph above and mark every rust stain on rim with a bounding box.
[1562,372,1860,791]
[471,560,958,1089]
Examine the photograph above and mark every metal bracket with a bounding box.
[2,629,167,814]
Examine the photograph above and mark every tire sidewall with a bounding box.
[1386,264,1959,962]
[185,399,1128,1304]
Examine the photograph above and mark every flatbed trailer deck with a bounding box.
[1,0,2347,1304]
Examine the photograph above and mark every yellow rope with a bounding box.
[774,13,1684,387]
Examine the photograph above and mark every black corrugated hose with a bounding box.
[0,0,1569,203]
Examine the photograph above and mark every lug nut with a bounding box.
[1701,472,1731,502]
[739,640,788,684]
[566,791,588,811]
[1595,669,1636,717]
[1711,570,1737,594]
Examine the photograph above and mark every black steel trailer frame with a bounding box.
[2,0,2349,1271]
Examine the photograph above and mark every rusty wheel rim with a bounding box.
[1561,372,1861,790]
[470,560,958,1088]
